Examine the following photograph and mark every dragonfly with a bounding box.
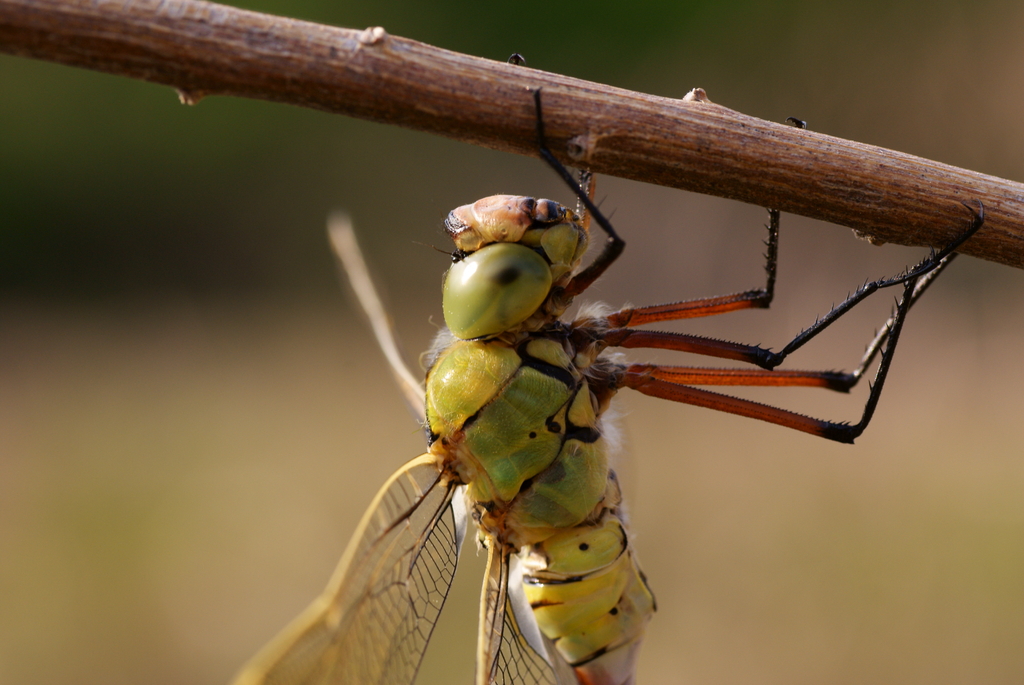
[230,90,983,685]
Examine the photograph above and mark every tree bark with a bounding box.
[2,0,1023,268]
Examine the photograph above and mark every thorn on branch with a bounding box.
[357,26,388,46]
[176,88,206,106]
[682,87,711,103]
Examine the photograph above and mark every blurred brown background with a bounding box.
[3,1,1024,684]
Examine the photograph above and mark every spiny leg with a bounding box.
[758,201,983,370]
[532,89,625,297]
[606,208,780,327]
[676,243,965,392]
[621,276,918,443]
[576,168,595,231]
[625,267,944,396]
[625,364,853,392]
[605,117,808,328]
[839,248,959,387]
[602,202,983,371]
[617,205,983,443]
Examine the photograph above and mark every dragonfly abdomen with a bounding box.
[522,509,655,685]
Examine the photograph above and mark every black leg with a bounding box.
[532,89,625,297]
[758,201,984,370]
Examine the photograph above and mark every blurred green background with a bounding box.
[3,1,1024,684]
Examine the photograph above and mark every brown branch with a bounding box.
[2,0,1023,268]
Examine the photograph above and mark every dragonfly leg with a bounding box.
[575,168,595,234]
[627,364,854,392]
[532,89,625,297]
[622,240,950,400]
[602,201,983,372]
[620,371,859,441]
[620,278,919,442]
[840,250,959,387]
[606,111,806,328]
[606,207,781,327]
[602,327,777,367]
[758,200,983,370]
[616,202,984,443]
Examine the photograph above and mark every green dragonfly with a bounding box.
[230,91,982,685]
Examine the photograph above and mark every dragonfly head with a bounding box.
[442,195,589,340]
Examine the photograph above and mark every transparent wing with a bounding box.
[477,544,578,685]
[232,453,466,685]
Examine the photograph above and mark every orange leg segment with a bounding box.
[621,370,850,442]
[607,208,780,327]
[629,364,854,392]
[604,328,775,368]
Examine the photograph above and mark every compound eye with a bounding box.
[442,243,552,339]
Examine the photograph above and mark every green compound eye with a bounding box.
[443,243,553,340]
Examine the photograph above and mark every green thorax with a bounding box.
[425,334,610,546]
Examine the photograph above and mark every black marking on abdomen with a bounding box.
[522,574,584,586]
[529,598,564,609]
[571,646,609,667]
